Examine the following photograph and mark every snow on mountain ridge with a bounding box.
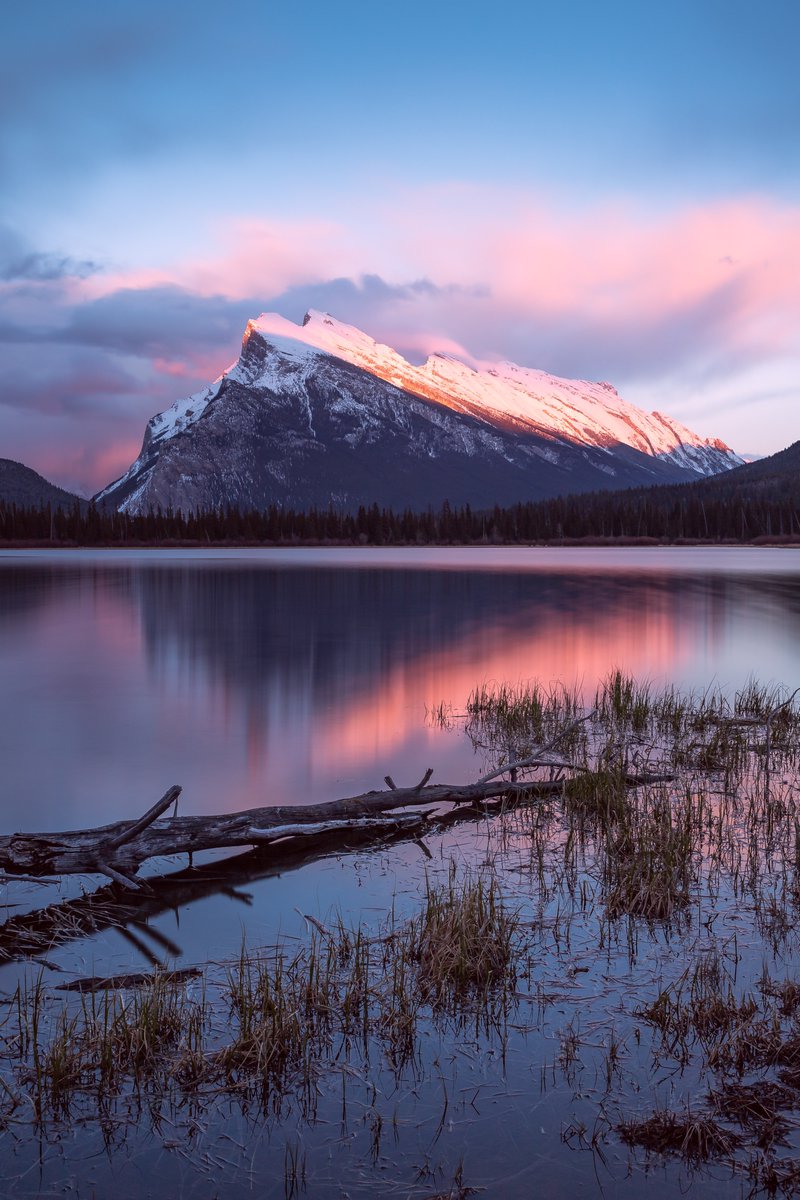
[242,310,738,474]
[94,379,225,502]
[95,309,742,512]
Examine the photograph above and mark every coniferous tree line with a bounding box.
[1,465,799,546]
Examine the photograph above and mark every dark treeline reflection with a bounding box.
[1,556,800,831]
[2,564,800,705]
[0,566,76,626]
[116,565,800,707]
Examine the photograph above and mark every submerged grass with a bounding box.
[617,1109,742,1163]
[601,787,695,920]
[1,868,526,1130]
[410,868,518,1005]
[5,671,800,1194]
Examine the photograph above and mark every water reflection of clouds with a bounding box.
[1,557,800,832]
[128,565,800,792]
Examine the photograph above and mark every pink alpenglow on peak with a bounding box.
[96,310,743,516]
[244,311,739,473]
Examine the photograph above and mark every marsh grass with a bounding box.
[465,680,586,764]
[761,977,800,1018]
[467,670,800,787]
[601,788,695,920]
[7,969,211,1123]
[617,1109,742,1162]
[595,670,655,734]
[710,1081,800,1127]
[219,941,336,1110]
[409,868,518,1006]
[461,672,800,1189]
[635,950,778,1071]
[749,1155,800,1197]
[1,867,526,1132]
[5,672,800,1195]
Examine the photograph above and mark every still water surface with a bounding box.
[1,547,800,1198]
[1,546,799,834]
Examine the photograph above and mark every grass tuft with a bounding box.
[617,1108,741,1162]
[409,868,519,1005]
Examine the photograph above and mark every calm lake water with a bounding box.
[1,546,800,1199]
[1,546,799,835]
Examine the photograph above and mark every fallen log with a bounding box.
[0,768,674,965]
[0,770,672,889]
[0,816,443,965]
[57,967,201,993]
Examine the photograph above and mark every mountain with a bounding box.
[96,311,742,514]
[714,440,800,495]
[489,437,800,543]
[0,459,85,510]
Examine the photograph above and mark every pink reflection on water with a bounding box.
[312,585,698,779]
[1,553,797,833]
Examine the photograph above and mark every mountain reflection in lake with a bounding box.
[1,548,799,834]
[3,548,800,1199]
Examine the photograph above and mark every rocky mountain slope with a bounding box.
[96,311,742,514]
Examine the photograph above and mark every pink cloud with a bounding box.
[378,187,800,335]
[181,216,356,299]
[110,189,798,384]
[152,353,229,380]
[81,189,800,376]
[5,186,800,493]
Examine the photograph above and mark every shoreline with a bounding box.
[2,535,800,551]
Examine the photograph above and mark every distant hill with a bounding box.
[714,441,800,497]
[0,459,85,510]
[501,438,800,542]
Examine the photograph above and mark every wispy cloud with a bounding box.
[0,225,99,283]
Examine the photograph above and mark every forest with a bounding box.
[1,464,799,545]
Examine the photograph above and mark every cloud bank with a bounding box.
[1,189,798,495]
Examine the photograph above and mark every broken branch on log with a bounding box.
[474,712,599,787]
[94,860,143,891]
[0,768,671,891]
[107,785,182,850]
[476,755,588,786]
[0,766,674,966]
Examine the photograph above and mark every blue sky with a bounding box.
[2,0,798,492]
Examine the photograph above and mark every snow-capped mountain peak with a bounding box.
[243,311,738,473]
[96,310,742,514]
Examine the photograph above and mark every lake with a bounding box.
[2,547,799,836]
[1,546,800,1198]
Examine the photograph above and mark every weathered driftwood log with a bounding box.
[0,768,673,965]
[0,812,451,965]
[0,769,671,890]
[0,780,542,887]
[0,815,440,964]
